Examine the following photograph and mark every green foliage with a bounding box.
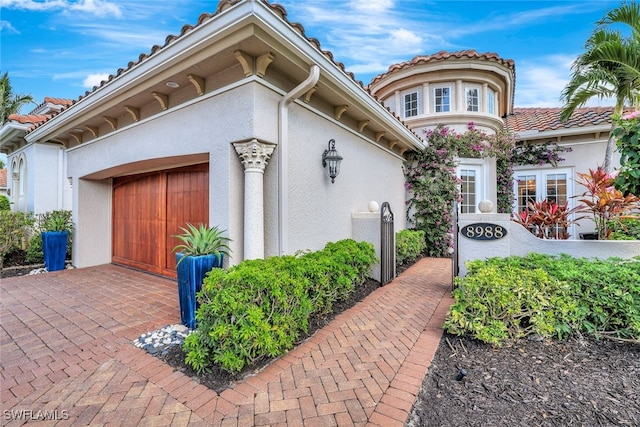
[183,239,376,374]
[0,195,10,211]
[512,143,572,167]
[609,218,640,240]
[613,111,640,196]
[0,210,34,269]
[39,210,73,233]
[172,223,231,265]
[396,229,426,265]
[446,254,640,345]
[26,233,44,264]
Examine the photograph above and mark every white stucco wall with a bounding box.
[283,104,408,255]
[457,213,640,276]
[7,143,71,214]
[67,83,261,268]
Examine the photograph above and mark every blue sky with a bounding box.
[1,0,624,114]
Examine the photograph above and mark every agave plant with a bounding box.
[172,223,231,262]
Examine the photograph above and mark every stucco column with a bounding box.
[233,139,275,260]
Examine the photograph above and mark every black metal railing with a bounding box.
[380,202,395,285]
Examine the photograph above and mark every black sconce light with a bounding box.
[322,139,343,183]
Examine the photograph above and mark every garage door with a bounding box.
[112,163,209,277]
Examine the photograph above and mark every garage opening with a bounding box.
[112,163,209,277]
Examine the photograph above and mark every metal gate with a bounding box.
[452,201,459,286]
[380,202,395,285]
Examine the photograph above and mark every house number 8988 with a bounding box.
[460,223,507,241]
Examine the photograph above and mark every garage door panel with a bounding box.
[112,164,208,277]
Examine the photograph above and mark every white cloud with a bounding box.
[0,20,19,33]
[82,73,110,88]
[1,0,121,17]
[515,55,574,107]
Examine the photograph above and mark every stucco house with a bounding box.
[10,0,423,277]
[0,169,7,197]
[368,50,516,215]
[0,97,73,213]
[0,0,627,278]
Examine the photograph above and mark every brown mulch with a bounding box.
[407,334,640,427]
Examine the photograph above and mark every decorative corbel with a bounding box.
[375,131,386,142]
[389,140,399,151]
[303,86,317,103]
[255,52,275,78]
[104,116,118,130]
[152,92,169,110]
[187,74,205,96]
[399,147,409,156]
[125,106,140,122]
[358,120,369,133]
[334,105,348,120]
[234,50,253,77]
[69,132,83,145]
[85,126,99,138]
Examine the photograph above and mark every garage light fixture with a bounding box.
[322,139,343,184]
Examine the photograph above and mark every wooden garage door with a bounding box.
[112,164,209,277]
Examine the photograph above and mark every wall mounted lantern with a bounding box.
[322,139,343,183]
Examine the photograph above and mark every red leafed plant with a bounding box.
[575,167,640,239]
[512,199,585,239]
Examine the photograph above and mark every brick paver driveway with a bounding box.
[1,259,452,426]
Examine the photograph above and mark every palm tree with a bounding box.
[560,2,640,172]
[1,72,35,124]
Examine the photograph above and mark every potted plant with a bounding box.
[172,223,231,329]
[575,167,640,240]
[40,210,73,272]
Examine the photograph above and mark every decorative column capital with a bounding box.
[233,139,276,173]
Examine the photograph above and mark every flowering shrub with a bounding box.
[512,143,572,167]
[404,124,515,257]
[612,110,640,196]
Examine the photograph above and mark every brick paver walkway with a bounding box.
[1,258,453,426]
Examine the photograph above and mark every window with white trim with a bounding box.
[514,169,572,212]
[434,86,451,112]
[403,91,419,117]
[458,164,482,213]
[466,87,479,112]
[487,89,495,115]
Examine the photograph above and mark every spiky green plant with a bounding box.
[172,223,231,265]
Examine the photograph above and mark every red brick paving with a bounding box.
[0,259,452,426]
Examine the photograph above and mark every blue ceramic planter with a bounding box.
[42,231,68,272]
[176,253,223,329]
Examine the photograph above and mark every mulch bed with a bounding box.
[407,334,640,427]
[0,249,44,278]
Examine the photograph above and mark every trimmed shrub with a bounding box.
[0,195,10,211]
[396,229,426,265]
[609,218,640,240]
[0,211,34,270]
[184,239,377,373]
[446,254,640,345]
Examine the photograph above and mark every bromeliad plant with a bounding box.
[512,199,585,239]
[575,167,640,239]
[172,223,231,265]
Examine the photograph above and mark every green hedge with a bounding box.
[396,229,426,265]
[445,254,640,345]
[184,239,377,373]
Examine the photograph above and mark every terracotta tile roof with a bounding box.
[504,107,614,133]
[0,169,6,188]
[7,114,51,125]
[27,0,423,142]
[369,50,516,87]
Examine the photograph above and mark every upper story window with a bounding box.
[403,91,419,117]
[434,87,451,112]
[466,87,479,112]
[487,89,495,115]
